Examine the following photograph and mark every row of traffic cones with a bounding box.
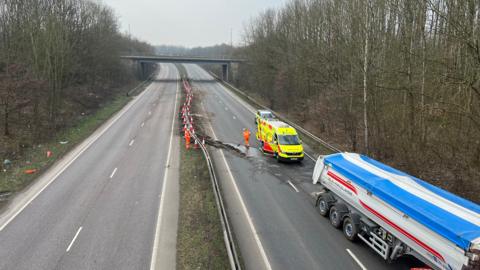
[180,79,204,150]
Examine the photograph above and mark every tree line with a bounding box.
[0,0,154,158]
[235,0,480,201]
[155,44,235,58]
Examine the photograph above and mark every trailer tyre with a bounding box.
[329,206,342,228]
[343,217,358,241]
[317,197,330,217]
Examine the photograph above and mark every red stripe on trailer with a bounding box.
[359,200,445,262]
[327,171,357,194]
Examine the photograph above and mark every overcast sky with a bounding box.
[100,0,289,47]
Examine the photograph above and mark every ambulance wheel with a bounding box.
[329,206,342,229]
[343,217,358,241]
[316,197,330,217]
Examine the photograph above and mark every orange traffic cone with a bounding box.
[185,131,191,149]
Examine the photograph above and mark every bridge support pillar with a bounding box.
[222,63,230,82]
[140,62,147,80]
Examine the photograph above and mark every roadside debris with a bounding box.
[0,191,12,202]
[24,169,38,174]
[3,159,12,167]
[3,159,12,172]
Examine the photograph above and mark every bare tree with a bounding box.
[238,0,480,202]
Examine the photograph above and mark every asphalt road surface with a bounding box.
[0,63,180,270]
[184,64,420,270]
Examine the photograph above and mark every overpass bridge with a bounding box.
[121,55,245,81]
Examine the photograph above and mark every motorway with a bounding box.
[184,64,419,270]
[0,61,421,270]
[0,64,180,270]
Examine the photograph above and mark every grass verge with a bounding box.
[0,82,148,209]
[176,143,230,270]
[176,63,230,269]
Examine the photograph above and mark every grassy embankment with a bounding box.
[175,64,230,269]
[0,81,148,208]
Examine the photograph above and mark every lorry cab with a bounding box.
[257,119,304,162]
[255,110,275,125]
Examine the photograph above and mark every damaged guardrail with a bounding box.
[180,78,241,270]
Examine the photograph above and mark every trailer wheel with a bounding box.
[343,217,358,241]
[329,206,342,228]
[316,197,330,217]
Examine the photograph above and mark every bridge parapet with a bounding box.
[121,55,245,81]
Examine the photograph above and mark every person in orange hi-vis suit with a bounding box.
[185,130,191,149]
[243,128,251,148]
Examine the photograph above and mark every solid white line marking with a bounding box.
[129,139,135,146]
[219,81,256,114]
[110,168,117,178]
[66,227,83,252]
[287,180,299,192]
[201,102,272,270]
[0,83,152,232]
[305,152,315,161]
[346,249,367,270]
[141,122,145,128]
[150,69,179,270]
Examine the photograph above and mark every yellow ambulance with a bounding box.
[256,118,304,162]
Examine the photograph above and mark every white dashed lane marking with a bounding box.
[346,249,367,270]
[66,227,82,252]
[287,180,299,192]
[109,168,117,178]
